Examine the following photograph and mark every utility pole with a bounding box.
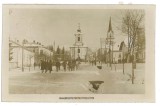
[123,52,125,75]
[100,38,102,66]
[105,41,107,64]
[22,40,24,72]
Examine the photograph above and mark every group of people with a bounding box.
[40,59,80,73]
[66,60,79,71]
[40,60,52,73]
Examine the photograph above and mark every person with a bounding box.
[56,60,60,72]
[45,60,48,73]
[34,62,36,70]
[48,60,52,73]
[58,61,61,71]
[62,61,66,71]
[68,60,72,71]
[72,60,76,71]
[75,60,79,70]
[41,60,44,73]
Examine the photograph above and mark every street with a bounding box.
[9,63,145,94]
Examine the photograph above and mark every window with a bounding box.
[78,49,80,53]
[78,37,80,41]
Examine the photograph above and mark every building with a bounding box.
[99,17,124,63]
[112,44,122,63]
[9,40,35,69]
[70,24,88,61]
[23,40,53,64]
[9,39,54,69]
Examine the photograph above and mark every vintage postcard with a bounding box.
[2,4,155,102]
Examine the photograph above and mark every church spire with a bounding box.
[108,17,113,33]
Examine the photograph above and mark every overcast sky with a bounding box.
[9,9,127,50]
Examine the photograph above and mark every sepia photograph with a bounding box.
[2,4,155,102]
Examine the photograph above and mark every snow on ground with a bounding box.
[9,63,145,94]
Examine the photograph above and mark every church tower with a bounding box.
[74,23,83,46]
[107,17,114,40]
[106,17,114,64]
[70,23,88,61]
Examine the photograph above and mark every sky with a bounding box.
[9,9,127,51]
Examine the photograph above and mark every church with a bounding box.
[70,24,88,61]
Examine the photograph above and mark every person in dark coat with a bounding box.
[41,60,44,73]
[62,61,66,71]
[68,61,71,71]
[68,60,73,71]
[45,60,48,73]
[56,61,60,72]
[58,61,61,71]
[34,62,36,70]
[72,60,76,71]
[48,60,52,73]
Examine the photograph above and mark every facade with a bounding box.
[9,39,54,69]
[9,40,35,69]
[100,17,129,64]
[38,46,53,61]
[112,44,123,63]
[70,24,88,61]
[24,41,53,64]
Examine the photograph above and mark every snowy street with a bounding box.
[9,62,145,94]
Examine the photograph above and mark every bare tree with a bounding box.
[121,9,145,84]
[122,10,144,55]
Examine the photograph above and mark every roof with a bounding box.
[24,43,42,48]
[9,40,34,53]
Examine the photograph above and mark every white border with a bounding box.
[0,0,159,106]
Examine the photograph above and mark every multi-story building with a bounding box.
[9,39,53,69]
[9,40,35,69]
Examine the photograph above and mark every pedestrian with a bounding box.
[75,60,79,70]
[68,60,72,71]
[72,60,76,71]
[41,60,44,73]
[34,62,36,70]
[45,60,48,73]
[56,60,60,72]
[62,61,66,71]
[57,61,60,71]
[48,60,52,73]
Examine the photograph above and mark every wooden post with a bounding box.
[123,52,125,75]
[22,42,24,72]
[132,60,134,84]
